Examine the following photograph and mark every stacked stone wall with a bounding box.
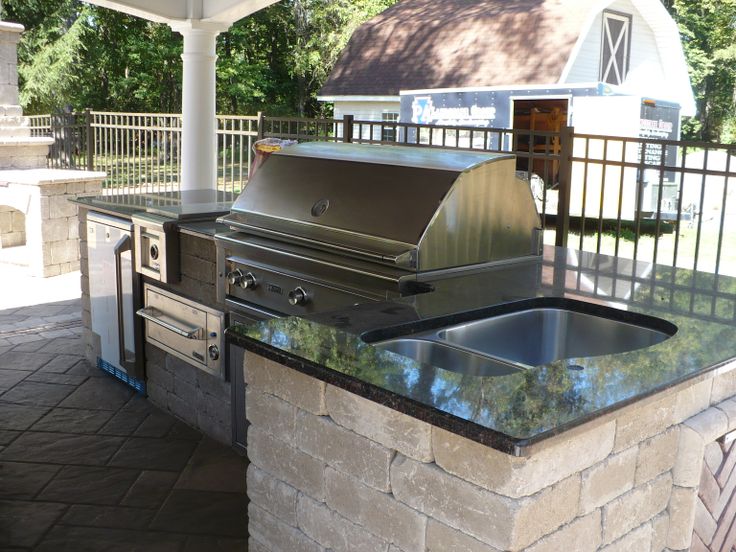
[244,350,736,551]
[0,204,24,246]
[2,173,103,276]
[79,209,94,365]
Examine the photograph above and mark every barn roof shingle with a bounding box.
[320,0,593,97]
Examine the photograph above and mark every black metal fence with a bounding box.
[27,111,736,279]
[566,134,736,277]
[28,111,259,196]
[28,111,90,170]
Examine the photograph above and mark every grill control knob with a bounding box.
[149,244,159,261]
[288,287,309,306]
[226,269,244,286]
[208,345,220,361]
[241,272,258,290]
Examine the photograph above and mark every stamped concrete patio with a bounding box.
[0,259,248,551]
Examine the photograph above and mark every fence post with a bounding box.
[555,125,574,248]
[256,111,265,141]
[343,114,354,143]
[85,108,94,171]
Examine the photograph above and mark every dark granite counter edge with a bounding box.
[178,222,227,239]
[228,329,736,456]
[75,201,137,220]
[75,201,224,239]
[228,331,514,455]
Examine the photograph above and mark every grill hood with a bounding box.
[220,142,541,272]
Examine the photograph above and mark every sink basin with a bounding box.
[374,338,522,377]
[435,307,674,366]
[367,298,677,373]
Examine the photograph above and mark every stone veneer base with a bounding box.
[243,349,736,552]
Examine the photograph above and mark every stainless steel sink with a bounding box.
[435,307,673,366]
[374,338,522,377]
[369,300,676,373]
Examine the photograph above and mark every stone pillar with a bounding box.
[0,21,23,108]
[0,21,53,170]
[171,23,228,192]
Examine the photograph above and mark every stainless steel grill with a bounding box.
[216,142,542,322]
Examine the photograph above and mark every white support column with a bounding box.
[172,23,227,191]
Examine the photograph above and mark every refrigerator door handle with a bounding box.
[114,234,134,370]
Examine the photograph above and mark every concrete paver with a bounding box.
[0,292,249,550]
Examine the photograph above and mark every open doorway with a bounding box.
[513,99,569,187]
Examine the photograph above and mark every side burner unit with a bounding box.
[216,142,543,323]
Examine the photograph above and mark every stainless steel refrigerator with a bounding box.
[87,212,144,391]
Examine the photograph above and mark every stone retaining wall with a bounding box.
[243,350,736,552]
[1,169,105,276]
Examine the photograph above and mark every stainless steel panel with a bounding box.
[223,142,540,272]
[417,161,541,271]
[436,308,673,366]
[226,299,282,323]
[374,338,522,377]
[140,285,224,377]
[223,147,456,260]
[274,141,515,171]
[88,213,142,377]
[223,256,384,317]
[216,232,408,298]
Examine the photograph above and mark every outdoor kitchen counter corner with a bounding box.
[232,245,736,551]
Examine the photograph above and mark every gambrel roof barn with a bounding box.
[320,0,695,118]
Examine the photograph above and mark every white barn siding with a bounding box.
[333,101,401,121]
[564,0,666,92]
[333,101,401,141]
[565,14,602,83]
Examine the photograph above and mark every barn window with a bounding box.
[381,112,399,142]
[600,11,632,86]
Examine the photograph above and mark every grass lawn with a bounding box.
[545,220,736,277]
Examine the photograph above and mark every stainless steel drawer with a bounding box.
[138,284,224,378]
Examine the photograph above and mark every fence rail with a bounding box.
[25,111,736,280]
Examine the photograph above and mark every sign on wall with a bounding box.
[637,100,681,217]
[400,86,602,130]
[638,100,680,165]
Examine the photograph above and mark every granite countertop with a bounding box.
[227,246,736,456]
[73,190,234,221]
[74,194,146,218]
[178,221,228,238]
[73,192,232,237]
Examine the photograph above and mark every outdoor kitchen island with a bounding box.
[73,192,238,445]
[228,245,736,552]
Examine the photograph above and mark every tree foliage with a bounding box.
[6,0,397,117]
[665,0,736,142]
[7,0,183,113]
[5,0,736,140]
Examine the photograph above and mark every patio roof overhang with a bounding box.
[82,0,278,27]
[83,0,281,192]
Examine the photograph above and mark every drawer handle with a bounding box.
[136,307,204,340]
